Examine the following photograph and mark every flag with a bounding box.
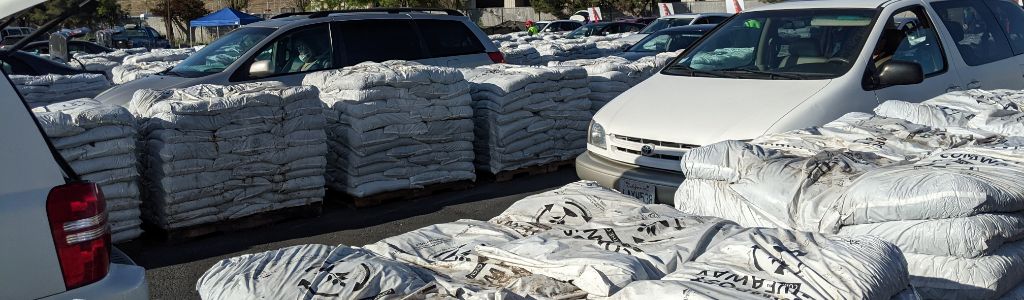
[659,3,675,16]
[588,7,603,22]
[727,0,745,14]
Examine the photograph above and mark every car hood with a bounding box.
[94,75,198,107]
[616,33,647,44]
[614,51,656,61]
[594,74,831,146]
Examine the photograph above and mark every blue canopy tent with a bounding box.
[189,8,263,45]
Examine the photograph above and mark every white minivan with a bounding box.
[578,0,1024,204]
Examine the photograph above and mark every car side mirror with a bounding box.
[249,60,272,78]
[877,60,924,87]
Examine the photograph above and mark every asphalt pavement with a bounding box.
[119,168,579,299]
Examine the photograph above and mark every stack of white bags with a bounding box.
[33,99,143,242]
[550,51,680,112]
[196,181,913,300]
[302,61,476,197]
[128,81,327,229]
[462,64,592,173]
[500,44,544,65]
[112,47,198,84]
[11,74,111,107]
[68,48,147,77]
[674,89,1024,299]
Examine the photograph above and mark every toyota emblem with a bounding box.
[640,144,656,156]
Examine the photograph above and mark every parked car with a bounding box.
[96,8,501,106]
[565,22,645,39]
[577,0,1024,204]
[614,24,715,61]
[22,40,113,55]
[111,25,169,49]
[0,26,41,46]
[0,50,106,76]
[617,17,658,26]
[618,13,732,44]
[539,20,583,33]
[0,1,148,299]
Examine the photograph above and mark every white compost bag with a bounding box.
[906,240,1024,300]
[838,213,1024,258]
[197,244,336,300]
[607,228,909,300]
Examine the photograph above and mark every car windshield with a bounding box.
[169,27,274,78]
[641,18,694,34]
[629,31,704,52]
[117,29,149,38]
[566,23,604,38]
[666,9,876,80]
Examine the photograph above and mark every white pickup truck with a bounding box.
[0,0,148,299]
[578,0,1024,204]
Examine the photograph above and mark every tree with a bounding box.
[292,0,311,11]
[26,0,126,28]
[222,0,250,10]
[152,0,210,47]
[609,0,652,17]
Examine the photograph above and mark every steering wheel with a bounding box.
[827,57,851,65]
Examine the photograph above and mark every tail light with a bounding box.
[46,182,110,290]
[487,51,506,63]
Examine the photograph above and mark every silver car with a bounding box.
[97,9,502,106]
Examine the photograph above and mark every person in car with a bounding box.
[290,38,330,72]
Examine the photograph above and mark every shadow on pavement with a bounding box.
[119,168,579,269]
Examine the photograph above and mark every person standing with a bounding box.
[526,20,540,36]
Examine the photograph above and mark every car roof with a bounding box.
[660,13,732,19]
[658,24,718,33]
[246,11,472,29]
[747,0,893,12]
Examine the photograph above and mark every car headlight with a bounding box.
[588,121,607,149]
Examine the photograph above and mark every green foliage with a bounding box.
[306,0,465,10]
[222,0,250,10]
[531,0,653,19]
[25,0,126,28]
[152,0,210,46]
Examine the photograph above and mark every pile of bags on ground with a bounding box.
[11,74,112,107]
[68,48,147,77]
[302,61,476,197]
[674,89,1024,299]
[196,181,913,300]
[549,51,680,112]
[494,33,636,65]
[112,47,199,84]
[462,64,592,174]
[32,99,143,242]
[127,81,327,229]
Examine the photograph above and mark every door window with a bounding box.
[932,0,1014,66]
[869,7,947,77]
[983,0,1024,55]
[248,24,333,77]
[334,19,425,66]
[416,19,485,58]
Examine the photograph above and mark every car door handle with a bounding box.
[967,80,982,89]
[947,85,961,92]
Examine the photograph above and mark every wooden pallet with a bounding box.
[485,159,575,183]
[336,180,476,208]
[145,202,323,243]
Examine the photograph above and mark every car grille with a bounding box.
[612,134,699,161]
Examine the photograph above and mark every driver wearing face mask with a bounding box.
[291,39,329,72]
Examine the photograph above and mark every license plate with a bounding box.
[618,179,656,204]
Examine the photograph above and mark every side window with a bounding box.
[708,16,728,24]
[869,7,947,77]
[626,24,642,33]
[694,18,709,25]
[983,0,1024,55]
[249,24,333,77]
[932,0,1014,66]
[334,20,425,66]
[2,58,34,75]
[415,19,485,58]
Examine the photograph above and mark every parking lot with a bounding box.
[122,169,577,299]
[7,0,1024,299]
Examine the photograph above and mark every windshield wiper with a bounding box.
[718,67,806,80]
[663,66,738,78]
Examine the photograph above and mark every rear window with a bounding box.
[334,19,426,65]
[416,19,486,57]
